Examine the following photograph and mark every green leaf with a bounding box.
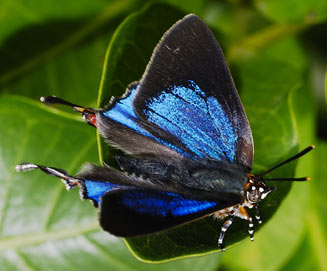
[98,3,303,262]
[159,0,206,15]
[254,0,327,23]
[307,142,327,271]
[0,95,220,271]
[279,232,319,271]
[0,0,115,44]
[0,0,135,105]
[204,1,271,42]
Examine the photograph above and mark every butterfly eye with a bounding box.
[246,185,261,203]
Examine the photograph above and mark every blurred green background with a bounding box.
[0,0,325,270]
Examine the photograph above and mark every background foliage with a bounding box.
[0,0,325,270]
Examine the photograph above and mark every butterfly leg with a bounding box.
[215,204,255,249]
[16,163,80,190]
[234,205,255,242]
[218,217,234,251]
[248,216,254,241]
[255,204,262,224]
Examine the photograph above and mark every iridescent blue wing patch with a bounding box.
[81,180,123,207]
[97,83,188,159]
[99,188,224,237]
[141,80,238,162]
[133,15,254,168]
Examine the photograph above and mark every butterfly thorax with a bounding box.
[187,167,248,201]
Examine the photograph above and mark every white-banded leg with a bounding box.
[255,204,262,224]
[16,163,80,190]
[218,216,234,251]
[248,217,254,241]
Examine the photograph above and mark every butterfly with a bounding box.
[16,14,313,251]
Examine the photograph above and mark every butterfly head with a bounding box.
[245,174,275,204]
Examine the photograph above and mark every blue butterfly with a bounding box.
[16,14,313,251]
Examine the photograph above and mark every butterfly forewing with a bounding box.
[133,14,253,168]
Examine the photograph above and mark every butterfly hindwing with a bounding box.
[99,188,224,237]
[77,163,238,237]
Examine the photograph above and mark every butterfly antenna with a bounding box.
[40,96,97,127]
[15,163,80,190]
[259,145,314,181]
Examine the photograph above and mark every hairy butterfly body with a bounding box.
[16,14,313,251]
